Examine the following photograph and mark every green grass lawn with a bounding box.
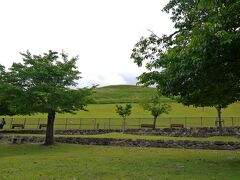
[4,132,240,142]
[2,85,240,129]
[3,103,240,129]
[92,85,165,104]
[7,102,240,119]
[0,142,239,180]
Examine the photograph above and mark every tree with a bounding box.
[0,65,9,115]
[131,0,240,130]
[115,104,132,132]
[0,83,22,116]
[140,93,171,129]
[0,65,21,116]
[6,50,93,145]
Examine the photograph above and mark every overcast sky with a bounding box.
[0,0,174,87]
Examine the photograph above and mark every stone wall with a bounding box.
[1,135,240,150]
[126,127,240,137]
[1,127,240,137]
[0,129,121,135]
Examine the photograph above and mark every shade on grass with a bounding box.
[0,142,239,179]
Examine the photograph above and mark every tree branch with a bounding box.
[147,29,181,40]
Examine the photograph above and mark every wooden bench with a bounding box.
[170,124,184,128]
[141,124,154,129]
[11,124,24,129]
[38,124,47,129]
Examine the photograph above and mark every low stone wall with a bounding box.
[1,127,240,137]
[0,129,121,135]
[0,135,44,144]
[1,135,240,150]
[126,127,240,137]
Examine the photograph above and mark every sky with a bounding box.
[0,0,174,87]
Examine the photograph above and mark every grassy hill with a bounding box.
[4,85,240,122]
[92,85,172,104]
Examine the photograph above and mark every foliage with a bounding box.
[4,50,93,145]
[131,0,240,128]
[0,83,22,116]
[115,104,132,119]
[115,104,132,131]
[140,93,171,128]
[131,0,240,106]
[141,94,171,118]
[0,64,6,79]
[7,50,92,114]
[0,65,22,116]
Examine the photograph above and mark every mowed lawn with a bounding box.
[3,102,240,129]
[9,102,240,118]
[0,142,240,180]
[2,85,240,128]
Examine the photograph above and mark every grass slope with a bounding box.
[0,142,239,179]
[3,103,240,129]
[62,103,240,118]
[3,85,240,128]
[92,85,171,104]
[9,103,240,118]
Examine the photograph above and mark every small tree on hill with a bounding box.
[115,104,132,132]
[140,94,171,129]
[5,50,93,145]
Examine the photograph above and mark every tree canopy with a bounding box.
[115,104,132,119]
[116,104,132,132]
[1,50,93,145]
[0,64,21,116]
[131,0,240,128]
[140,93,171,129]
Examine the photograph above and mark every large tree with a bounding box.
[6,50,93,145]
[131,0,240,129]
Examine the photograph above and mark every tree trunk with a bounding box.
[44,110,56,145]
[153,116,157,129]
[216,106,223,134]
[122,118,126,133]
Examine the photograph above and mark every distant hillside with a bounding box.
[92,85,172,104]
